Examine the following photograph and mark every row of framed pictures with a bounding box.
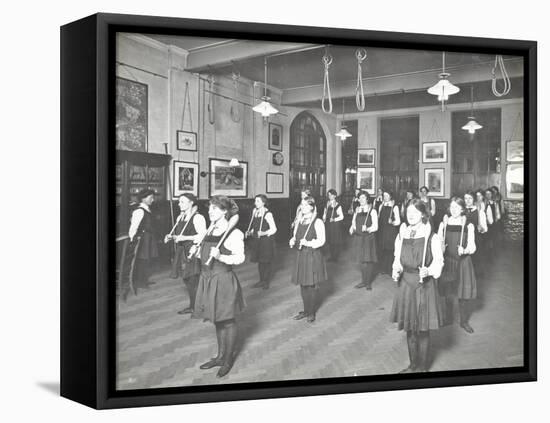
[357,143,447,166]
[175,122,283,153]
[173,159,284,198]
[357,167,446,197]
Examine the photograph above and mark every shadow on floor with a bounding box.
[36,381,60,396]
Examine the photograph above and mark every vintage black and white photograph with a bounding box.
[177,130,198,151]
[113,30,526,393]
[422,141,447,163]
[174,161,199,197]
[358,148,375,165]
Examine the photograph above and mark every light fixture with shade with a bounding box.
[427,51,460,111]
[335,98,352,141]
[462,85,483,135]
[228,158,240,167]
[253,57,279,118]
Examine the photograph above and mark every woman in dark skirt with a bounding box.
[438,197,478,333]
[289,196,327,323]
[374,187,384,212]
[390,199,444,373]
[323,189,344,262]
[349,190,378,290]
[377,190,401,274]
[464,191,487,277]
[246,194,277,289]
[485,187,500,251]
[348,188,361,215]
[400,189,416,225]
[193,196,245,378]
[291,188,312,231]
[164,194,207,315]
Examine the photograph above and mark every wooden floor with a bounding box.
[116,242,524,390]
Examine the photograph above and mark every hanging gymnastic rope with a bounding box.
[207,74,215,125]
[492,55,511,97]
[355,48,367,111]
[230,71,241,123]
[321,48,333,114]
[180,82,193,132]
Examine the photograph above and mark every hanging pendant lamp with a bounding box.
[427,51,460,111]
[335,98,352,141]
[253,57,279,117]
[462,85,483,135]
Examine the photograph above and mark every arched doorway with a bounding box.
[289,111,327,218]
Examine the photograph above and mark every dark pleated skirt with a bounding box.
[193,267,245,322]
[440,255,477,300]
[249,235,275,263]
[390,272,443,332]
[379,225,399,252]
[352,232,377,263]
[136,232,158,260]
[291,247,327,287]
[325,221,343,246]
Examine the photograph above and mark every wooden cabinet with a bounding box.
[115,150,172,240]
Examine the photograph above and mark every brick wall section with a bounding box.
[503,200,524,241]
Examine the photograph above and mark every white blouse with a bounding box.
[323,202,344,223]
[392,222,444,279]
[297,218,326,249]
[438,216,477,255]
[198,222,245,265]
[351,206,378,233]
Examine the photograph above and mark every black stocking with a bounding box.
[184,275,199,310]
[417,331,431,371]
[217,320,237,377]
[406,330,418,370]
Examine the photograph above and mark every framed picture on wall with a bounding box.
[176,130,198,151]
[358,148,375,166]
[424,168,445,197]
[422,141,447,163]
[357,167,376,195]
[209,158,248,197]
[507,140,524,162]
[268,122,283,151]
[116,77,148,152]
[506,163,524,199]
[266,172,284,194]
[173,161,199,197]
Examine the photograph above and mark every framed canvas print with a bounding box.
[209,158,248,197]
[357,167,375,194]
[358,148,375,166]
[61,13,536,409]
[176,130,198,151]
[173,161,199,197]
[266,172,284,194]
[422,141,448,163]
[424,168,445,197]
[269,122,283,151]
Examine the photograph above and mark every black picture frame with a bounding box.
[357,148,375,166]
[266,172,284,194]
[61,12,537,409]
[268,122,283,151]
[208,158,248,198]
[422,141,448,163]
[176,130,198,151]
[173,160,199,197]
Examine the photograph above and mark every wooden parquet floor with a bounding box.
[116,242,524,390]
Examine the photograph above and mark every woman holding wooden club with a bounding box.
[349,190,378,290]
[164,193,206,315]
[438,197,477,333]
[289,196,327,323]
[390,198,444,373]
[192,195,245,378]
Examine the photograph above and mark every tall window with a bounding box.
[452,108,501,194]
[290,112,327,211]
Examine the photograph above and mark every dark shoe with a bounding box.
[354,282,367,289]
[262,283,270,290]
[460,322,474,334]
[366,285,372,291]
[306,314,316,323]
[252,281,264,288]
[293,311,307,320]
[177,307,193,315]
[216,361,234,378]
[399,365,417,374]
[199,357,223,369]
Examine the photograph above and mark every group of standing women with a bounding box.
[156,183,502,378]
